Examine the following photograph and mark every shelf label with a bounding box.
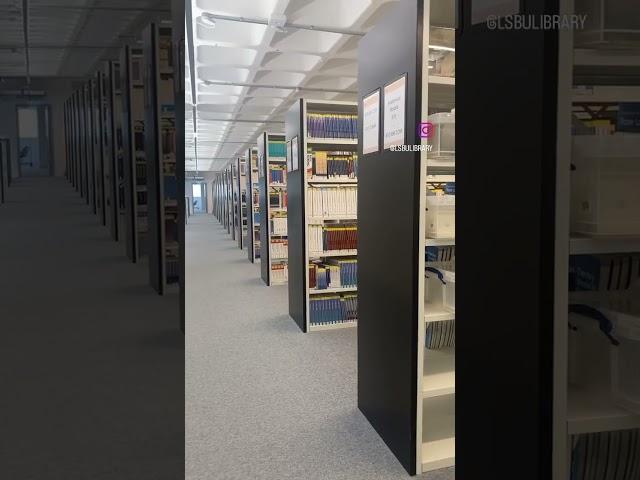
[383,75,406,150]
[363,89,380,154]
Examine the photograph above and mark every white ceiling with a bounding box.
[186,0,400,172]
[0,0,170,79]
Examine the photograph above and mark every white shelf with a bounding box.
[425,302,455,323]
[425,237,455,247]
[309,321,357,332]
[307,138,357,145]
[269,157,287,163]
[309,286,357,295]
[570,234,640,255]
[423,348,455,398]
[428,75,455,85]
[307,177,357,184]
[270,208,287,213]
[270,279,287,286]
[427,159,455,169]
[568,386,640,435]
[269,183,287,188]
[309,250,357,258]
[422,396,455,472]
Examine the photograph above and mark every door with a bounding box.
[17,105,52,177]
[192,182,206,214]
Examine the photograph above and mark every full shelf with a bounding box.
[568,386,640,435]
[307,138,357,145]
[309,320,357,332]
[307,177,358,184]
[309,250,357,258]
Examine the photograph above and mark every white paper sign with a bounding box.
[362,89,380,155]
[383,75,406,149]
[291,136,299,171]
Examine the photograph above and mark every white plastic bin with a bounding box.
[610,309,640,414]
[425,263,455,313]
[427,111,455,160]
[425,194,455,238]
[571,134,640,236]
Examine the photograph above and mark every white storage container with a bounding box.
[425,262,455,312]
[609,308,640,414]
[574,0,640,48]
[425,194,455,238]
[571,134,640,236]
[427,111,455,160]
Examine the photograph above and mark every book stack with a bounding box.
[426,246,455,262]
[270,239,288,259]
[307,186,357,218]
[271,216,287,236]
[268,141,287,158]
[570,429,640,479]
[269,190,287,209]
[309,294,358,326]
[570,254,640,291]
[269,165,287,184]
[309,150,358,178]
[307,113,358,139]
[271,263,288,283]
[309,259,357,290]
[426,321,455,349]
[308,224,358,253]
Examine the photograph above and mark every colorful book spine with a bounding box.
[307,113,358,139]
[309,294,358,326]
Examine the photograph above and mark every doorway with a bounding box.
[16,105,52,177]
[192,182,207,214]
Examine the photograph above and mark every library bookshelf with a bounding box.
[121,45,148,263]
[285,99,359,333]
[258,133,288,286]
[245,148,261,263]
[236,156,248,250]
[357,1,456,475]
[143,22,178,294]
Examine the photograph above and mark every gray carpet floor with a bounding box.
[185,214,454,480]
[1,177,184,479]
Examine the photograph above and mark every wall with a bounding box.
[185,171,218,214]
[0,77,75,179]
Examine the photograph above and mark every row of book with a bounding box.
[269,165,287,184]
[307,186,357,218]
[570,429,640,479]
[271,216,287,236]
[570,254,640,291]
[269,190,287,209]
[308,150,358,178]
[426,246,455,262]
[426,320,455,350]
[271,263,288,283]
[268,141,287,158]
[307,113,358,139]
[309,259,358,290]
[270,239,288,259]
[308,224,358,253]
[310,294,358,326]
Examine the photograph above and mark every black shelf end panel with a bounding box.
[258,134,270,286]
[286,100,306,332]
[456,0,559,477]
[357,0,423,475]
